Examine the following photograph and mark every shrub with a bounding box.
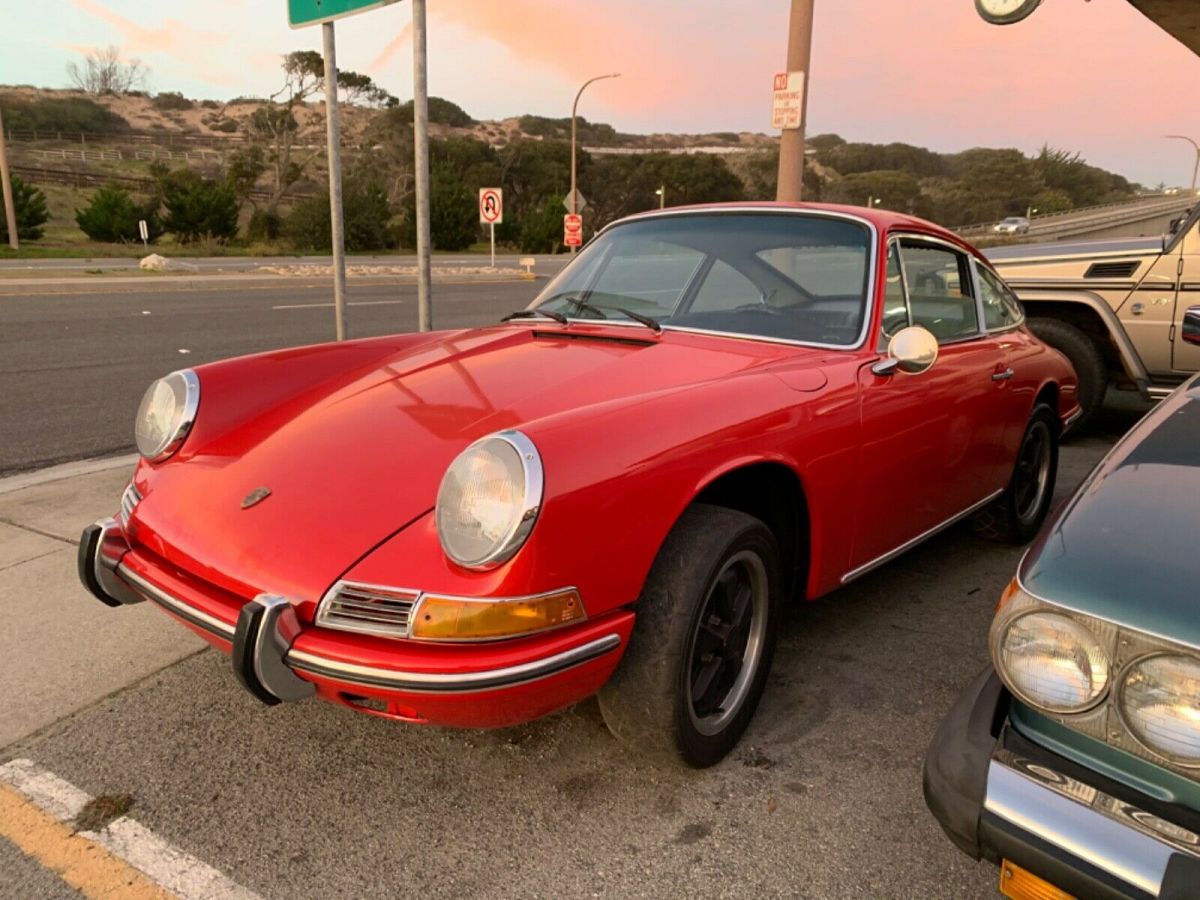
[247,209,281,242]
[200,99,220,110]
[152,91,193,111]
[210,118,239,133]
[160,171,239,243]
[283,178,395,251]
[0,175,49,241]
[74,184,161,243]
[391,96,475,127]
[0,95,127,133]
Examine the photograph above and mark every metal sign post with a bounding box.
[322,21,348,341]
[412,0,432,331]
[0,108,18,250]
[479,187,502,268]
[138,218,148,251]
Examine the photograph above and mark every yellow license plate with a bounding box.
[999,859,1075,900]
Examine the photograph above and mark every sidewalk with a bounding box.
[0,457,204,749]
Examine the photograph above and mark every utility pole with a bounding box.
[776,0,814,202]
[322,22,347,341]
[413,0,432,330]
[0,108,18,250]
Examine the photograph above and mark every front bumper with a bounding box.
[80,518,632,726]
[924,667,1200,899]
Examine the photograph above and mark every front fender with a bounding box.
[344,367,861,618]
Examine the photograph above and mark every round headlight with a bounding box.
[134,369,199,461]
[1119,654,1200,767]
[435,431,543,569]
[996,612,1110,713]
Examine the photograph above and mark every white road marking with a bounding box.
[0,759,262,900]
[273,299,407,310]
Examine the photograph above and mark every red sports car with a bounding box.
[80,203,1079,766]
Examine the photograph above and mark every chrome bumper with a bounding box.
[80,518,622,703]
[983,748,1200,898]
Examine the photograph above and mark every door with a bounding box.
[851,238,1007,571]
[1174,220,1200,373]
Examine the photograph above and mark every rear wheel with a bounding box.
[598,504,782,767]
[1027,318,1106,431]
[972,403,1058,544]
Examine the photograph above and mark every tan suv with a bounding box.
[987,206,1200,427]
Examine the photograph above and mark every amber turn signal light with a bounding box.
[995,578,1022,614]
[999,859,1075,900]
[410,589,585,640]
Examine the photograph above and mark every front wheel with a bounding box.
[598,504,782,767]
[972,403,1058,544]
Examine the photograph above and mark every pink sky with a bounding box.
[10,0,1200,185]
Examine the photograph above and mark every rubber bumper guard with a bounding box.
[232,595,316,705]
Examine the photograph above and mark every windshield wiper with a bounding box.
[563,295,662,334]
[502,308,568,325]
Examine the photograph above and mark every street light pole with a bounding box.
[776,0,815,202]
[1166,134,1200,196]
[655,185,665,209]
[570,72,620,254]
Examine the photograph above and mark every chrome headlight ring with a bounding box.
[134,369,199,462]
[435,430,544,570]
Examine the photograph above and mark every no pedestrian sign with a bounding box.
[771,71,805,130]
[564,213,583,248]
[479,188,503,225]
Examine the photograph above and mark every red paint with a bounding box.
[117,203,1078,729]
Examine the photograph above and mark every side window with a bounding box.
[690,259,764,312]
[976,264,1025,330]
[899,242,978,342]
[879,241,910,346]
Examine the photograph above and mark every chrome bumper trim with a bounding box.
[1147,385,1175,401]
[116,561,237,641]
[1062,405,1084,434]
[983,748,1200,897]
[286,633,623,694]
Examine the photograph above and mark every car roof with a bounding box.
[613,201,983,258]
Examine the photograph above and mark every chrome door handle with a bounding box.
[992,368,1015,382]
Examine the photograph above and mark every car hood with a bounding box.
[133,325,826,604]
[1020,375,1200,648]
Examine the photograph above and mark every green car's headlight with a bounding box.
[134,369,199,461]
[1119,654,1200,767]
[435,430,543,570]
[995,611,1110,713]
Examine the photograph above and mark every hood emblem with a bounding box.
[241,487,272,509]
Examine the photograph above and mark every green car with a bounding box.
[924,372,1200,899]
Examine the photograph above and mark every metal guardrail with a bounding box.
[4,128,250,148]
[955,195,1188,237]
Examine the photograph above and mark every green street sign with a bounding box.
[288,0,400,29]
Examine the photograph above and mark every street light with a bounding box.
[570,72,620,254]
[655,185,666,209]
[867,196,883,208]
[1165,135,1200,196]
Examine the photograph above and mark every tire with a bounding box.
[1026,317,1107,431]
[972,403,1058,544]
[598,504,782,768]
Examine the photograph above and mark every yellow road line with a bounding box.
[0,781,174,900]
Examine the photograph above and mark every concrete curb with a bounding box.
[0,271,538,293]
[0,455,137,496]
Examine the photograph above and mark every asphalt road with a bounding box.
[1,424,1145,900]
[0,278,548,475]
[0,253,562,273]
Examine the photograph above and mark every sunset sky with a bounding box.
[4,0,1199,187]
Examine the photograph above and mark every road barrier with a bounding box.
[9,164,312,203]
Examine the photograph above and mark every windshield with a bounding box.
[531,213,874,347]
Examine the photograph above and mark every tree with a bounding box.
[395,96,475,127]
[337,70,395,108]
[250,50,327,218]
[66,46,149,95]
[74,184,161,243]
[0,175,49,242]
[159,171,239,244]
[824,170,923,213]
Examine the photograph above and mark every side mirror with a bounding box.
[1183,305,1200,347]
[872,325,939,376]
